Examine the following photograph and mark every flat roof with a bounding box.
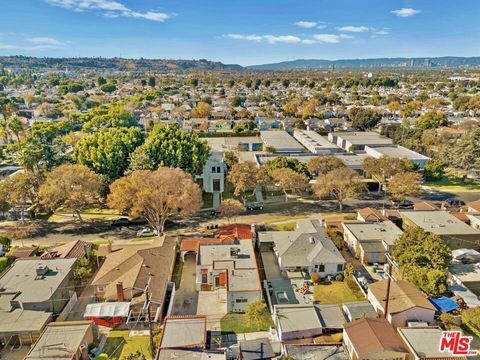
[294,130,340,150]
[158,349,226,360]
[398,327,450,359]
[160,316,206,349]
[400,211,480,236]
[205,136,262,152]
[343,221,403,246]
[26,322,92,360]
[0,258,76,303]
[0,308,51,334]
[274,304,344,333]
[366,145,430,160]
[333,131,393,146]
[260,131,305,152]
[449,264,480,282]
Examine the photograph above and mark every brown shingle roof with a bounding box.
[467,200,480,212]
[344,318,407,356]
[368,280,435,314]
[413,201,438,211]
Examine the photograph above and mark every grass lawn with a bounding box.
[314,281,364,304]
[46,207,121,222]
[103,330,151,360]
[267,221,297,231]
[220,313,274,333]
[202,192,214,209]
[426,176,480,193]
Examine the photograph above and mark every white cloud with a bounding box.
[336,25,370,33]
[26,37,65,46]
[312,34,342,43]
[224,34,301,44]
[294,21,317,28]
[44,0,171,22]
[374,29,390,35]
[391,8,421,17]
[339,34,355,39]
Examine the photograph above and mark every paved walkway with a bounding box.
[171,255,198,316]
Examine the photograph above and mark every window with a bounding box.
[337,264,343,272]
[318,264,325,272]
[217,166,221,173]
[211,167,216,173]
[236,298,248,303]
[201,273,208,284]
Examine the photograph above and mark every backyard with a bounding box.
[313,281,364,304]
[220,313,274,333]
[102,330,152,360]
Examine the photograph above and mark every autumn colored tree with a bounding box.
[271,168,309,201]
[227,161,268,203]
[244,300,270,331]
[217,199,245,223]
[314,167,364,211]
[108,167,202,234]
[387,172,422,201]
[362,156,413,192]
[307,156,345,176]
[39,164,103,222]
[191,101,212,118]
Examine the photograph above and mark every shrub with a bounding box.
[327,228,344,250]
[335,273,344,281]
[311,272,321,284]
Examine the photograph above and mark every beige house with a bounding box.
[343,318,408,360]
[367,280,436,328]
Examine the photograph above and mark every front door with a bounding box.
[214,276,220,288]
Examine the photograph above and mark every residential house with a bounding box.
[258,219,345,277]
[400,210,480,244]
[342,220,403,264]
[195,239,262,312]
[25,321,95,360]
[196,151,225,195]
[239,338,275,360]
[448,263,480,298]
[273,304,345,342]
[215,223,255,240]
[467,213,480,230]
[367,280,436,328]
[159,315,207,349]
[92,237,176,321]
[343,318,408,360]
[397,326,467,360]
[42,240,93,260]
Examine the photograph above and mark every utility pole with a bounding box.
[144,274,155,359]
[383,254,394,319]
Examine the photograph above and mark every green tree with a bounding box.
[97,76,107,86]
[148,76,156,88]
[444,128,480,177]
[387,172,422,201]
[264,156,309,177]
[362,156,413,192]
[392,226,451,296]
[74,127,144,181]
[244,300,270,330]
[349,107,382,130]
[100,83,116,93]
[136,124,209,176]
[0,236,11,251]
[424,159,445,180]
[415,111,448,129]
[81,105,138,132]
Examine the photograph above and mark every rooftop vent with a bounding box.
[309,237,315,244]
[36,264,49,277]
[230,248,240,258]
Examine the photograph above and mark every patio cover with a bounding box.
[84,302,130,318]
[428,296,459,313]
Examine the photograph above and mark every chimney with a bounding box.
[116,282,125,302]
[107,242,113,253]
[80,344,88,360]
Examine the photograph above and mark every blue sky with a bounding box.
[1,0,479,66]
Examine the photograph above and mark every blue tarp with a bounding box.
[429,296,459,313]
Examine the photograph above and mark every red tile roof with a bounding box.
[180,236,235,252]
[215,223,254,240]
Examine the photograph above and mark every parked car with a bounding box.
[444,198,465,207]
[246,202,264,211]
[136,228,158,237]
[111,218,130,227]
[390,200,414,209]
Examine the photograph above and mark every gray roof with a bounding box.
[400,210,480,236]
[398,327,451,359]
[239,338,275,360]
[285,345,347,360]
[26,322,92,360]
[160,317,206,349]
[366,145,430,161]
[342,301,377,321]
[0,308,51,334]
[158,350,226,360]
[258,220,345,267]
[260,131,305,152]
[0,258,76,304]
[343,221,403,247]
[274,304,345,333]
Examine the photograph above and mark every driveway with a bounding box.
[197,289,227,331]
[171,253,198,316]
[261,251,283,281]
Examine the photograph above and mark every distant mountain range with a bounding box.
[247,57,480,70]
[0,56,243,72]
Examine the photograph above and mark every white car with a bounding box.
[136,228,158,237]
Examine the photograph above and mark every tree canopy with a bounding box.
[349,107,382,130]
[264,156,309,177]
[74,127,145,181]
[107,167,202,234]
